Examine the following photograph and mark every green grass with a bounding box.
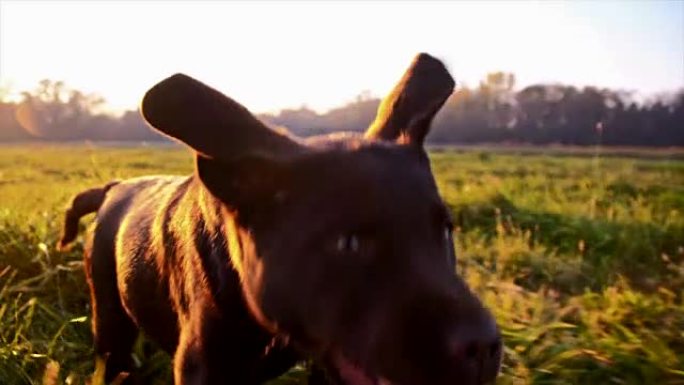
[0,144,683,384]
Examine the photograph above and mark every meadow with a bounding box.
[0,144,682,385]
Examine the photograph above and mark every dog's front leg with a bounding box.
[174,326,210,385]
[173,303,283,385]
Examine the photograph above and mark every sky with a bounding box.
[0,0,682,115]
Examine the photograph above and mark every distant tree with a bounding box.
[0,77,682,145]
[667,91,684,145]
[15,80,102,139]
[11,79,162,141]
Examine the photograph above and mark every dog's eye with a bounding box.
[336,234,360,254]
[444,226,453,246]
[444,224,456,265]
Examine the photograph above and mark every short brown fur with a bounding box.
[61,53,501,385]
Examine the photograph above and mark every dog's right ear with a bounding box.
[140,73,304,161]
[141,74,304,214]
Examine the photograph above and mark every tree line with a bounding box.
[1,73,682,146]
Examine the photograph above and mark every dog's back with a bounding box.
[93,176,189,351]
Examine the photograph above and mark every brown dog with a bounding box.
[59,53,502,385]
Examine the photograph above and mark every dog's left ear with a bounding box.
[365,53,455,146]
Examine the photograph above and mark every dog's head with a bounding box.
[141,53,501,385]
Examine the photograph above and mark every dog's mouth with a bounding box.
[327,351,393,385]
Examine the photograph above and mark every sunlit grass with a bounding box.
[0,144,682,384]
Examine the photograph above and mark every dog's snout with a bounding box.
[449,314,502,383]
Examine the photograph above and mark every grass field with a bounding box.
[1,144,683,385]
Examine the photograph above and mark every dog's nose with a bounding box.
[449,315,502,383]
